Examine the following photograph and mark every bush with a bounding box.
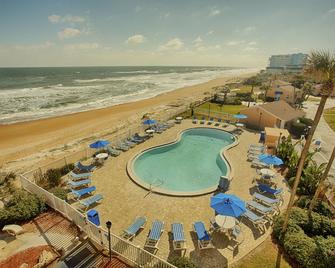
[265,96,275,102]
[168,257,197,268]
[235,92,254,102]
[296,196,333,218]
[50,187,69,201]
[224,97,242,105]
[41,163,74,189]
[0,189,46,227]
[299,117,313,126]
[290,121,306,137]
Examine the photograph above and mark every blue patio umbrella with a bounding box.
[210,193,246,217]
[143,119,157,125]
[89,140,110,149]
[233,114,248,119]
[259,154,283,166]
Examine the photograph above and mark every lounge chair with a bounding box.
[208,118,214,125]
[172,223,186,251]
[68,171,92,181]
[67,179,91,189]
[192,117,198,124]
[106,146,121,156]
[251,159,269,168]
[128,136,144,144]
[152,125,163,134]
[227,224,244,250]
[115,143,129,152]
[242,209,268,233]
[193,221,213,250]
[122,216,147,240]
[75,162,96,172]
[257,183,283,197]
[200,117,205,124]
[215,118,222,126]
[247,153,260,161]
[247,200,279,217]
[123,139,136,148]
[253,192,282,207]
[71,186,96,200]
[144,220,164,252]
[218,176,230,192]
[79,194,103,211]
[209,218,221,232]
[134,133,150,140]
[249,144,265,149]
[2,224,24,236]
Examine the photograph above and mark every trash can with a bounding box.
[259,131,265,143]
[87,210,100,226]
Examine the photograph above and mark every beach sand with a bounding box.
[0,71,255,172]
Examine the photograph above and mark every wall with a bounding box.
[241,107,279,130]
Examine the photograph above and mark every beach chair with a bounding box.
[67,179,91,189]
[208,117,214,125]
[2,224,24,236]
[71,186,96,200]
[123,139,136,148]
[247,153,260,161]
[115,143,129,151]
[200,117,205,124]
[79,194,103,211]
[68,171,92,181]
[192,117,198,124]
[251,159,269,168]
[218,176,230,192]
[214,118,222,126]
[253,192,282,207]
[193,221,213,250]
[122,216,147,240]
[152,125,163,134]
[75,162,96,172]
[106,146,121,156]
[247,201,279,217]
[257,183,283,198]
[209,218,221,232]
[134,133,150,140]
[172,223,186,251]
[249,144,265,149]
[144,220,164,252]
[242,209,268,233]
[227,224,244,250]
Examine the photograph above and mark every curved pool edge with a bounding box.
[126,127,239,197]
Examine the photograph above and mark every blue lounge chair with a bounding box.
[192,117,198,124]
[122,216,147,240]
[253,192,282,207]
[67,179,91,189]
[79,194,103,211]
[200,117,205,124]
[123,140,136,148]
[242,208,268,233]
[106,146,121,156]
[128,136,143,144]
[75,162,96,172]
[215,118,222,126]
[247,201,279,217]
[257,184,283,197]
[71,186,96,200]
[208,117,214,125]
[172,223,186,251]
[68,171,92,181]
[134,133,150,140]
[144,220,164,251]
[193,221,213,250]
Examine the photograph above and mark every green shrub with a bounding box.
[290,121,306,137]
[296,196,333,218]
[50,187,69,201]
[168,257,197,268]
[44,168,62,188]
[0,189,46,227]
[313,236,335,268]
[265,96,275,102]
[59,163,74,175]
[235,92,253,102]
[299,117,313,126]
[224,97,242,105]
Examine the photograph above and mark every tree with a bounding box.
[259,83,270,102]
[282,50,335,231]
[244,76,262,106]
[308,146,335,215]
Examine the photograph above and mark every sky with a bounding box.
[0,0,334,67]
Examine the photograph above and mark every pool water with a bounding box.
[132,128,235,195]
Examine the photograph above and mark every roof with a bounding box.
[265,127,290,138]
[243,100,305,121]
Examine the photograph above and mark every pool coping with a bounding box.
[126,126,239,196]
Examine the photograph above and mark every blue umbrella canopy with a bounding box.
[233,114,248,119]
[259,154,283,165]
[89,140,110,149]
[210,193,246,217]
[143,119,157,125]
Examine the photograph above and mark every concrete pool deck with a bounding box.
[89,120,290,268]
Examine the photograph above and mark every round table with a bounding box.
[175,116,183,124]
[215,215,236,229]
[95,153,108,163]
[236,123,245,127]
[146,129,155,136]
[260,168,275,177]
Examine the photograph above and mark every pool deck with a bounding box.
[90,120,290,268]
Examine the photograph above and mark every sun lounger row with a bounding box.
[75,161,96,172]
[193,117,229,127]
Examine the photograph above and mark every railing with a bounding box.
[19,174,175,268]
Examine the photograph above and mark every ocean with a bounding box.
[0,66,253,124]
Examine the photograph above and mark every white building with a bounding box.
[266,53,308,73]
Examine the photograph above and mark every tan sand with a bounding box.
[0,72,255,171]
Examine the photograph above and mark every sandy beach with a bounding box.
[0,71,255,172]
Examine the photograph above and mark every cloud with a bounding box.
[126,34,146,45]
[58,28,81,39]
[243,46,258,52]
[226,40,244,46]
[193,36,203,46]
[327,8,335,14]
[164,12,170,18]
[209,7,221,17]
[14,41,54,50]
[65,43,99,50]
[158,38,184,51]
[243,26,256,32]
[248,41,257,46]
[207,30,214,35]
[48,14,85,24]
[135,6,142,13]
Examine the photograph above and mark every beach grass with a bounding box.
[232,237,292,268]
[198,102,246,114]
[324,107,335,131]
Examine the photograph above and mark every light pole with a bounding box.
[106,221,112,261]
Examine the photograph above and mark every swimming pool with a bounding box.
[128,128,237,196]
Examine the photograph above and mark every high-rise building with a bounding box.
[266,53,308,73]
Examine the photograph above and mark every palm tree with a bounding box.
[244,76,261,107]
[259,83,270,102]
[282,50,335,231]
[308,146,335,215]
